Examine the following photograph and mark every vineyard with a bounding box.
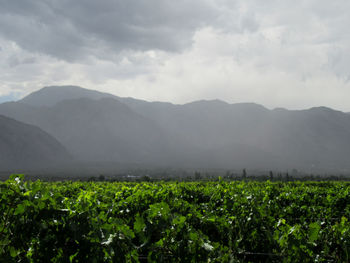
[1,175,350,262]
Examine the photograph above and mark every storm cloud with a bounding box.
[0,0,222,60]
[1,0,350,111]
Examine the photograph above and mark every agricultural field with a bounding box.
[1,175,350,262]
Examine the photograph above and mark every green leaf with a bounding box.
[148,202,170,219]
[134,214,145,233]
[172,216,186,226]
[9,246,17,257]
[69,252,79,262]
[14,204,26,215]
[308,222,320,243]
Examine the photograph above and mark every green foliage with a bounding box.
[1,175,350,262]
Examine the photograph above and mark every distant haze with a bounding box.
[1,1,350,111]
[1,85,350,173]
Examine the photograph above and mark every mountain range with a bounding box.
[1,85,350,173]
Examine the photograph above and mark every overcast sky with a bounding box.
[1,0,350,111]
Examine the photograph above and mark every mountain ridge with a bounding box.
[19,85,349,113]
[1,85,350,172]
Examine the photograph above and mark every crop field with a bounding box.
[1,175,350,262]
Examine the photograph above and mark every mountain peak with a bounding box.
[308,106,336,111]
[20,85,117,107]
[185,99,228,106]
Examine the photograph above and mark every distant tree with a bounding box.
[277,173,282,181]
[286,172,290,181]
[88,176,96,182]
[242,169,247,179]
[269,171,274,181]
[140,175,151,182]
[194,171,202,180]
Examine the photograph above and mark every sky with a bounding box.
[0,0,350,111]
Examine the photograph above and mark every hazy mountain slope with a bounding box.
[50,97,174,163]
[1,85,350,171]
[0,91,274,169]
[17,97,175,164]
[256,107,350,170]
[120,96,350,171]
[0,115,70,170]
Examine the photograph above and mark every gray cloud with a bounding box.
[1,0,350,111]
[0,0,223,61]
